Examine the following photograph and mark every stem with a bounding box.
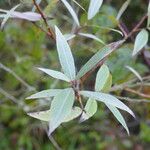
[125,87,150,99]
[81,14,147,83]
[32,0,55,40]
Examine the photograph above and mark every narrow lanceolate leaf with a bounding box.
[76,40,124,79]
[88,0,103,20]
[60,0,80,26]
[125,66,143,82]
[27,107,82,122]
[26,89,62,99]
[147,1,150,28]
[55,26,76,80]
[38,68,70,82]
[72,0,86,12]
[64,33,76,41]
[80,91,135,117]
[63,107,82,122]
[49,88,75,135]
[0,11,41,21]
[102,74,112,92]
[80,99,97,122]
[116,0,131,20]
[95,64,110,92]
[132,29,149,56]
[94,64,129,134]
[78,33,105,45]
[1,4,20,29]
[28,110,51,122]
[0,9,8,13]
[12,11,41,21]
[106,104,129,135]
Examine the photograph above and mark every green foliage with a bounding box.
[133,29,149,56]
[0,0,150,149]
[88,0,103,20]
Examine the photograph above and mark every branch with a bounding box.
[0,87,26,108]
[0,63,35,91]
[125,14,147,40]
[48,135,62,150]
[124,87,150,99]
[32,0,55,40]
[80,14,147,83]
[116,96,150,103]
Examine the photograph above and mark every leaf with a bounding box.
[132,29,149,56]
[60,0,80,26]
[76,40,124,79]
[80,91,135,117]
[80,99,97,122]
[106,104,129,135]
[147,1,150,28]
[0,14,6,18]
[95,64,110,92]
[55,26,76,80]
[13,11,41,21]
[0,10,41,21]
[85,25,123,36]
[64,33,76,41]
[0,9,8,13]
[88,0,103,20]
[27,107,82,122]
[49,88,75,135]
[94,65,129,134]
[63,107,82,122]
[78,32,105,45]
[72,0,86,12]
[102,74,112,93]
[116,0,131,20]
[1,4,20,29]
[26,89,62,99]
[125,66,143,82]
[38,68,70,82]
[28,110,51,122]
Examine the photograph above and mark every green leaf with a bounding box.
[72,0,86,12]
[80,99,97,122]
[38,68,70,82]
[125,65,143,82]
[78,32,105,45]
[80,91,135,117]
[1,4,20,29]
[64,33,76,41]
[106,104,129,135]
[76,40,124,79]
[102,74,112,92]
[28,110,51,122]
[88,0,103,20]
[94,65,129,134]
[26,89,62,99]
[132,29,149,56]
[0,14,6,18]
[63,107,82,122]
[60,0,80,26]
[95,64,110,92]
[55,26,76,80]
[49,88,75,135]
[0,9,8,13]
[27,107,82,122]
[116,0,131,20]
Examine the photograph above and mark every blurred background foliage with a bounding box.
[0,0,150,149]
